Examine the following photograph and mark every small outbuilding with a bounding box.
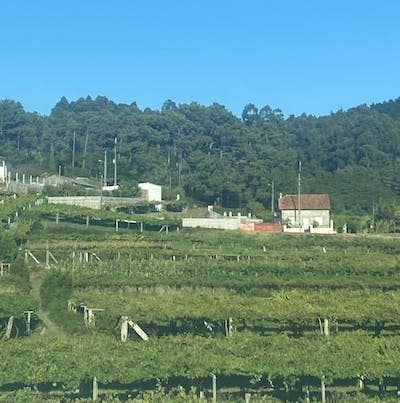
[278,194,334,232]
[138,182,162,202]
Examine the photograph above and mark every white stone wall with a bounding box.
[47,196,146,210]
[47,196,103,209]
[183,217,242,230]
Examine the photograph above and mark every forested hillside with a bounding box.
[2,96,400,213]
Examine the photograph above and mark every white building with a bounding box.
[0,157,11,183]
[138,182,162,202]
[278,193,335,233]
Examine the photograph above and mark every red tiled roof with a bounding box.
[278,194,331,210]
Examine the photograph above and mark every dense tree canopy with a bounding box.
[2,95,400,213]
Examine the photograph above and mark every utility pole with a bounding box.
[270,181,275,214]
[72,131,76,168]
[298,161,301,227]
[113,137,117,186]
[82,127,89,169]
[103,150,107,187]
[177,153,183,188]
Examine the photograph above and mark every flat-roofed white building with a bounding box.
[139,182,162,202]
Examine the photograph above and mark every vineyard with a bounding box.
[2,196,400,401]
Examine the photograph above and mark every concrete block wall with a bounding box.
[47,196,103,209]
[182,217,242,230]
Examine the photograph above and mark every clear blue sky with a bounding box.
[1,0,399,117]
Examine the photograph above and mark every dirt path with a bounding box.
[29,270,66,337]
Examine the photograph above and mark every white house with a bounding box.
[138,182,162,202]
[0,157,11,183]
[278,194,333,231]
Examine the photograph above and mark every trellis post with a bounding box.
[321,376,326,403]
[211,373,217,403]
[120,317,128,342]
[25,310,33,335]
[5,316,14,339]
[92,376,98,401]
[323,318,329,336]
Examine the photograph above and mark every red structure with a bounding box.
[241,223,282,233]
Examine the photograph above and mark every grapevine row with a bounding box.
[70,287,400,326]
[1,333,400,389]
[64,256,400,290]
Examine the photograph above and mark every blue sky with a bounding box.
[1,1,399,117]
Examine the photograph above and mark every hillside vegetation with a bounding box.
[2,96,400,214]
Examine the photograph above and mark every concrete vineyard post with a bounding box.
[211,373,217,403]
[5,316,14,339]
[121,318,128,342]
[357,376,365,390]
[25,310,33,335]
[323,318,329,336]
[92,376,98,401]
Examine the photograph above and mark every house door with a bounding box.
[302,217,310,230]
